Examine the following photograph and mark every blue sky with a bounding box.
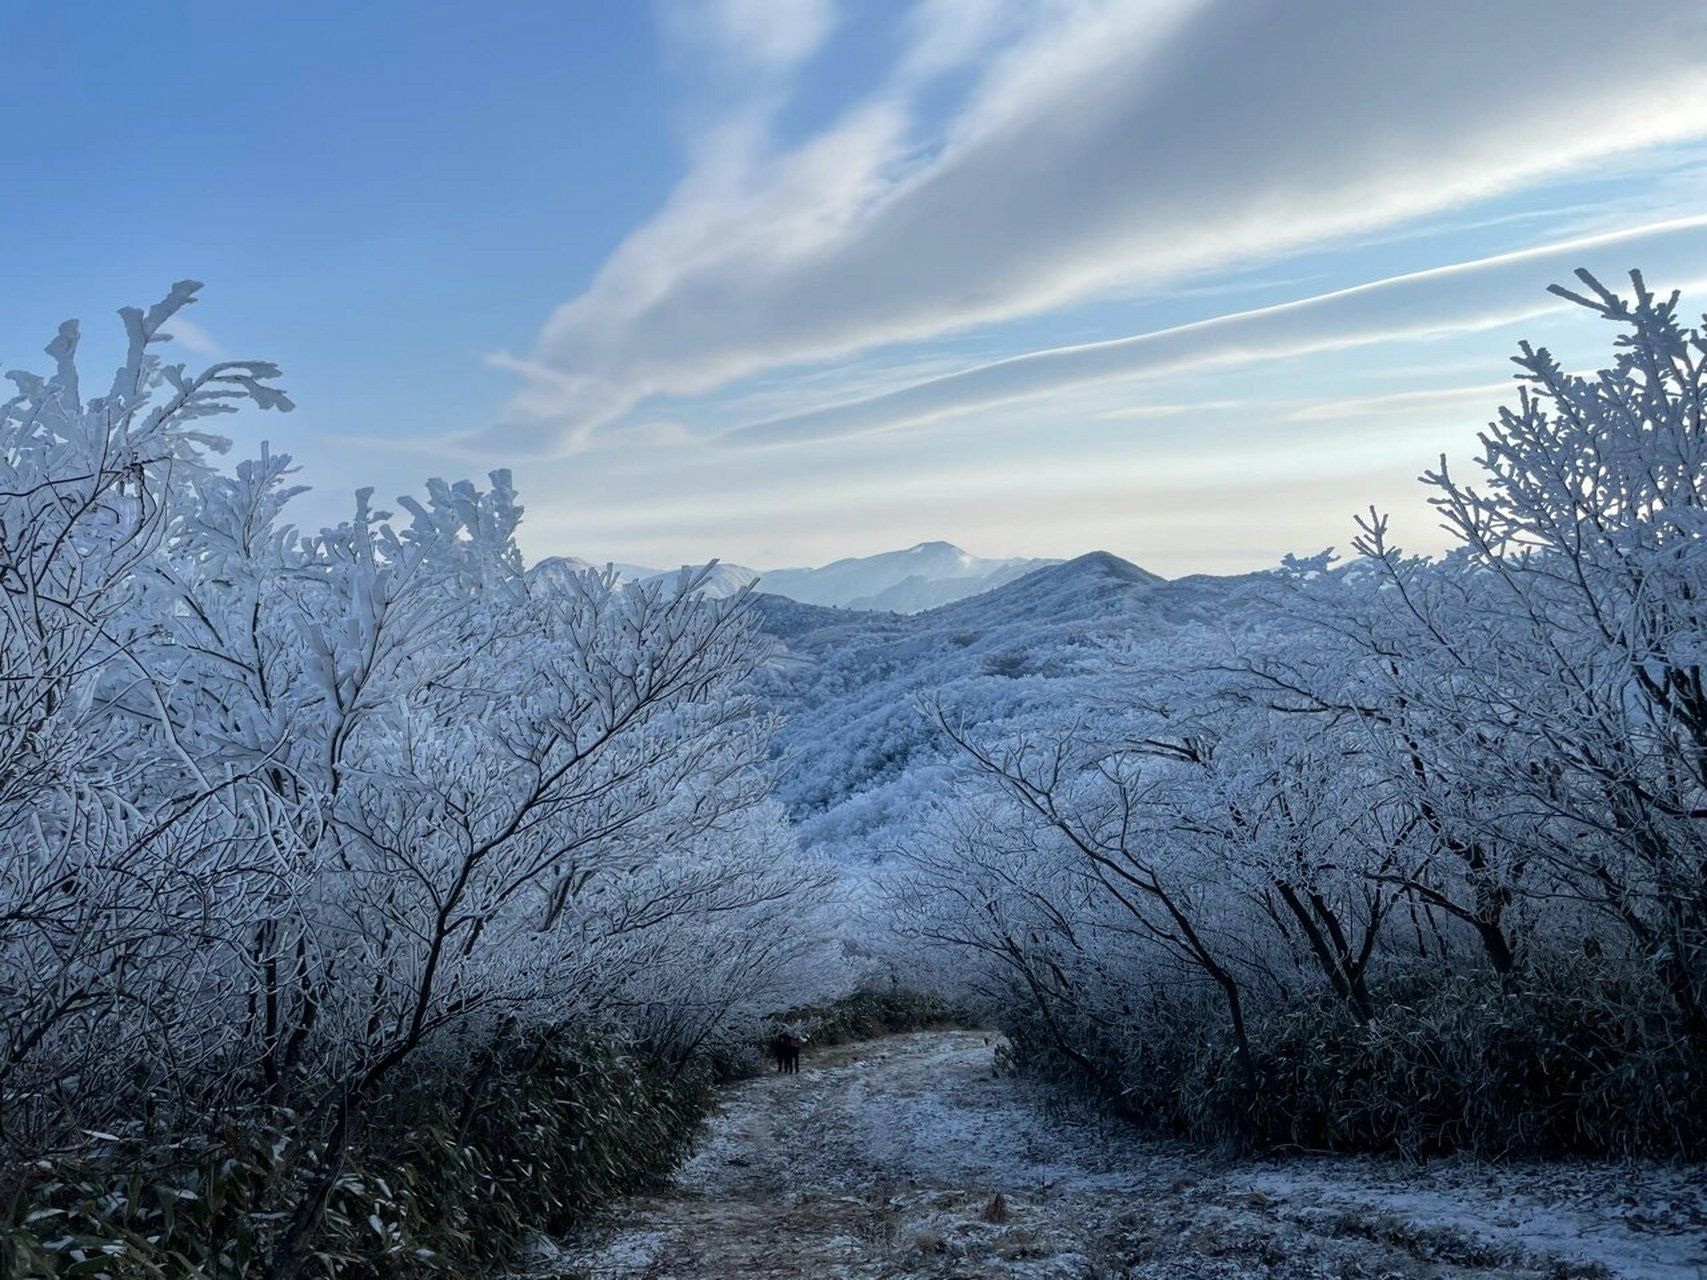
[6,1,1707,575]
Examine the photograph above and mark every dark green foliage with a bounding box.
[0,1115,284,1278]
[0,1000,959,1277]
[999,964,1707,1160]
[0,1041,716,1278]
[354,1041,714,1274]
[1235,969,1704,1159]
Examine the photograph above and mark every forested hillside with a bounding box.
[753,553,1273,861]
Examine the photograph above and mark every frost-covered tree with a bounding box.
[0,285,837,1274]
[0,282,294,1140]
[902,271,1707,1153]
[1353,270,1707,1046]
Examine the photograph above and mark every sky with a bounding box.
[5,0,1707,577]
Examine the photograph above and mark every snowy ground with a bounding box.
[513,1030,1707,1280]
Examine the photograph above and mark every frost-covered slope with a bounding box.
[530,546,1278,867]
[753,552,1270,861]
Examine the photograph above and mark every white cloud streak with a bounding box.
[159,313,224,358]
[504,0,1707,452]
[724,216,1707,444]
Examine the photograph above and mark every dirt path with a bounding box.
[514,1030,1706,1279]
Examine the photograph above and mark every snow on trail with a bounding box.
[515,1030,1707,1279]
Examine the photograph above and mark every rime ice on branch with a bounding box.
[0,285,836,1274]
[895,272,1707,1155]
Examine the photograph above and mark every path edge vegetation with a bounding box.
[0,986,964,1278]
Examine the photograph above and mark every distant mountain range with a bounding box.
[749,549,1273,861]
[754,542,1059,612]
[530,541,1060,613]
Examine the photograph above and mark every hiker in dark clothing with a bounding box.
[772,1031,804,1073]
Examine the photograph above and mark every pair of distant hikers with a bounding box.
[771,1030,807,1074]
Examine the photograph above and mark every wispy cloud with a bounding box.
[722,217,1707,445]
[1095,400,1243,421]
[497,1,1707,454]
[656,0,837,77]
[159,313,224,358]
[1285,383,1514,424]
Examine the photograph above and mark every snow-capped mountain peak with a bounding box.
[754,542,1060,612]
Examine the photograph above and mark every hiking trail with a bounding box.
[514,1030,1707,1279]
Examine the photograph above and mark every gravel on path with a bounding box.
[513,1030,1707,1280]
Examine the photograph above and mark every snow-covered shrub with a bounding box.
[0,285,836,1274]
[0,282,297,1145]
[900,272,1707,1157]
[1354,270,1707,1047]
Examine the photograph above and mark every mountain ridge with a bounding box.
[535,541,1065,613]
